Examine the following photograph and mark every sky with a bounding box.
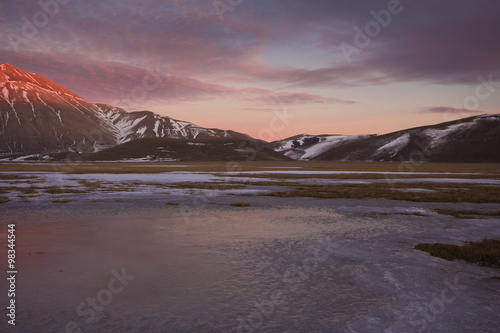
[1,0,499,140]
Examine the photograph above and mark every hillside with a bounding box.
[83,137,290,162]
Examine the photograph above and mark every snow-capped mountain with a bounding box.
[2,64,499,162]
[270,114,500,162]
[94,105,249,143]
[268,134,373,160]
[0,64,117,154]
[0,64,250,155]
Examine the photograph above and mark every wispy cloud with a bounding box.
[419,106,482,114]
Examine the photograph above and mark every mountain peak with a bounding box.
[0,64,252,155]
[0,63,20,71]
[0,63,34,81]
[0,63,85,101]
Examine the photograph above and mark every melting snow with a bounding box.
[301,135,369,160]
[275,135,371,160]
[2,86,21,125]
[153,120,160,137]
[136,126,147,137]
[376,133,411,157]
[114,115,148,141]
[425,122,472,147]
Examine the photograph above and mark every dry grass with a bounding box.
[1,161,498,203]
[415,239,500,268]
[169,182,247,190]
[402,212,426,217]
[45,186,86,194]
[435,209,500,219]
[0,196,10,204]
[1,161,500,175]
[0,174,36,180]
[78,180,102,190]
[51,199,77,203]
[231,201,250,207]
[166,202,180,206]
[265,182,500,203]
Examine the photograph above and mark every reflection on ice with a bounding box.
[3,204,499,332]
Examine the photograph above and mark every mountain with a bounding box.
[0,64,251,155]
[95,105,252,144]
[0,64,117,154]
[83,137,289,162]
[2,64,499,162]
[267,134,373,160]
[270,114,500,162]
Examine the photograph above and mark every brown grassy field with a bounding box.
[1,161,499,175]
[415,239,500,268]
[1,161,499,204]
[265,182,500,203]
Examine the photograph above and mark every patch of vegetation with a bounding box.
[22,186,39,194]
[402,212,426,217]
[435,209,500,219]
[45,186,86,194]
[166,202,180,206]
[0,185,40,195]
[18,194,42,199]
[415,239,500,268]
[2,161,499,175]
[52,199,77,203]
[231,201,250,207]
[170,182,247,190]
[0,174,36,180]
[265,182,500,203]
[0,196,10,204]
[78,180,102,191]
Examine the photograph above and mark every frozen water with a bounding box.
[1,202,499,332]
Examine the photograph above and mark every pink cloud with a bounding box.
[420,106,482,114]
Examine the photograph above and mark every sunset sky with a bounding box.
[1,0,499,140]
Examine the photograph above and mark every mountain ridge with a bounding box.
[270,114,500,162]
[0,63,251,155]
[1,64,499,162]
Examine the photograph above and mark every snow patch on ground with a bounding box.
[222,170,478,175]
[396,188,438,193]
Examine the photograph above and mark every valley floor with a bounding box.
[0,161,499,332]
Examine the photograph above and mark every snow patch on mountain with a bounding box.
[272,134,372,160]
[424,122,473,148]
[301,135,371,160]
[376,133,411,157]
[114,115,148,141]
